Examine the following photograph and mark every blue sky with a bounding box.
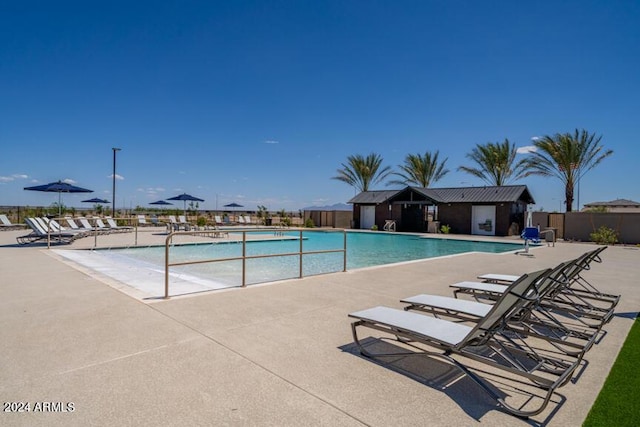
[1,0,639,212]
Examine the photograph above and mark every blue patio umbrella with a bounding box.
[223,202,243,209]
[25,180,93,215]
[82,197,110,204]
[167,193,205,215]
[149,200,173,205]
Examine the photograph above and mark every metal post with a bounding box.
[164,233,171,299]
[242,231,247,287]
[343,230,347,272]
[299,230,303,278]
[112,147,121,217]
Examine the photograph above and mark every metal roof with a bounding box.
[348,190,402,204]
[583,198,640,207]
[413,185,535,204]
[349,185,534,205]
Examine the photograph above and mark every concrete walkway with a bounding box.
[1,228,638,426]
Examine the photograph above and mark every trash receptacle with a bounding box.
[265,218,272,226]
[543,227,556,245]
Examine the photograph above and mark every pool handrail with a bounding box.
[163,228,347,299]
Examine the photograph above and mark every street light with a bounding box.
[112,147,121,216]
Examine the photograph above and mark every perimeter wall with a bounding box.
[533,212,640,245]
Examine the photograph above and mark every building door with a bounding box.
[401,204,425,232]
[471,205,496,236]
[360,206,375,229]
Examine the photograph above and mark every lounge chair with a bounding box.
[41,217,90,238]
[402,261,601,359]
[167,215,185,231]
[178,215,193,230]
[450,250,617,329]
[16,218,76,245]
[105,217,133,233]
[93,217,113,234]
[237,215,245,225]
[477,247,617,306]
[215,215,224,226]
[244,215,253,225]
[0,214,24,229]
[137,215,151,227]
[349,268,581,417]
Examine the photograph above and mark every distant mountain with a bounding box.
[302,203,352,211]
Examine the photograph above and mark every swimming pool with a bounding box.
[61,231,522,296]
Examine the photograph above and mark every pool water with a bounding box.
[96,231,521,288]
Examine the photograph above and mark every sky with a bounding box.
[1,0,639,213]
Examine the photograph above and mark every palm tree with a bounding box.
[521,129,613,212]
[388,150,449,187]
[458,139,527,186]
[332,153,392,192]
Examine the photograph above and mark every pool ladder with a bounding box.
[383,220,396,232]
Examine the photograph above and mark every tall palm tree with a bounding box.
[521,129,613,212]
[458,139,527,186]
[332,153,392,192]
[388,150,449,187]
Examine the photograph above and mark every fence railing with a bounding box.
[163,228,348,299]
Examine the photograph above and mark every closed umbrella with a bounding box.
[25,180,93,216]
[167,193,204,216]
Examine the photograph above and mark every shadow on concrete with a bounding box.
[340,337,566,425]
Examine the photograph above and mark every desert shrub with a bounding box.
[590,226,618,245]
[440,224,451,234]
[304,218,315,228]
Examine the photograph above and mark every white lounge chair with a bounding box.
[402,262,601,358]
[16,218,77,245]
[0,214,24,229]
[348,268,581,418]
[178,215,193,230]
[105,217,133,233]
[450,251,616,329]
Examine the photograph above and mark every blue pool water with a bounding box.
[99,231,521,288]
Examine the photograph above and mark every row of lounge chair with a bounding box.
[16,216,133,245]
[348,247,618,418]
[137,214,257,231]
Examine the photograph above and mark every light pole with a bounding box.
[112,148,121,216]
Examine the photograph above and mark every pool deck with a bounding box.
[1,227,638,426]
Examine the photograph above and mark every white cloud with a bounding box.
[107,174,124,180]
[63,178,77,184]
[531,136,542,141]
[264,140,279,144]
[517,145,537,154]
[0,174,29,182]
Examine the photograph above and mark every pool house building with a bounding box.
[348,185,535,236]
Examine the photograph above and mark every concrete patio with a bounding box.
[1,227,638,426]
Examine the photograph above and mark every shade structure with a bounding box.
[24,180,93,215]
[149,200,173,205]
[167,193,205,215]
[82,197,110,204]
[224,202,243,209]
